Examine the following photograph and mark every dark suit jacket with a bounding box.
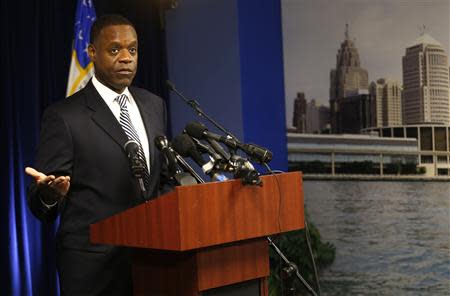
[27,81,170,295]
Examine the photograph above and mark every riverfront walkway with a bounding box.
[303,174,450,181]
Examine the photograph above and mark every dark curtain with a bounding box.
[0,0,168,295]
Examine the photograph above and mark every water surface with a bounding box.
[303,181,450,295]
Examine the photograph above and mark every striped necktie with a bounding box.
[116,94,150,190]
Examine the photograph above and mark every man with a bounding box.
[26,14,171,295]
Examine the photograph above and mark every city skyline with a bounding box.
[282,0,450,126]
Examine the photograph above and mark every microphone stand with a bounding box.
[267,237,319,296]
[167,81,239,142]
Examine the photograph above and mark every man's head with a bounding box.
[88,14,138,93]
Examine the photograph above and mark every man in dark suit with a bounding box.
[26,14,171,295]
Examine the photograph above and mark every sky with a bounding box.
[282,0,450,126]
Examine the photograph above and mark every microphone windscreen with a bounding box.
[243,143,273,163]
[124,140,139,154]
[172,134,207,166]
[185,121,207,139]
[172,134,196,157]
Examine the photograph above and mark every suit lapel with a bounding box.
[83,81,128,150]
[131,89,156,171]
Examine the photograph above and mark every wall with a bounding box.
[165,0,287,171]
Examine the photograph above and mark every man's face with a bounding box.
[88,24,138,93]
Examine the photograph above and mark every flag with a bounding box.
[66,0,96,97]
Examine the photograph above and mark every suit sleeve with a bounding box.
[27,107,73,222]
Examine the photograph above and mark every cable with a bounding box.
[263,163,321,296]
[262,163,289,295]
[263,163,283,234]
[305,220,321,295]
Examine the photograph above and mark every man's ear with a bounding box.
[88,44,96,62]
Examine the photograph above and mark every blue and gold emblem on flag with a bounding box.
[66,0,96,97]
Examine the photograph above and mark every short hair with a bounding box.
[90,14,135,44]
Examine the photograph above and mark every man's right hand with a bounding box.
[25,167,71,204]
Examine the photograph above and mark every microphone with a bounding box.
[189,136,235,177]
[173,133,259,185]
[185,121,272,164]
[154,135,200,186]
[190,136,223,162]
[239,143,273,164]
[184,122,231,160]
[172,134,228,182]
[154,135,182,176]
[172,134,212,173]
[185,121,238,149]
[124,140,147,193]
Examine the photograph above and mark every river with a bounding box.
[303,181,450,296]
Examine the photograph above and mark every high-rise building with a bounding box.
[369,80,384,127]
[330,24,369,133]
[306,99,319,133]
[292,94,329,134]
[292,92,307,132]
[318,105,330,133]
[369,78,403,127]
[339,94,373,134]
[402,33,449,124]
[383,80,403,126]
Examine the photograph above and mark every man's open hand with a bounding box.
[25,167,71,203]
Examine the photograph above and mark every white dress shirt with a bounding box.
[91,75,150,171]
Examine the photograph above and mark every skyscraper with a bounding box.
[292,92,307,132]
[369,78,403,127]
[306,99,319,133]
[382,80,403,126]
[339,94,373,134]
[402,33,449,124]
[330,24,369,133]
[318,105,331,133]
[369,80,384,127]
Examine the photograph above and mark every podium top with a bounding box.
[90,171,304,251]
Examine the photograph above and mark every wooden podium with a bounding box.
[90,172,304,295]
